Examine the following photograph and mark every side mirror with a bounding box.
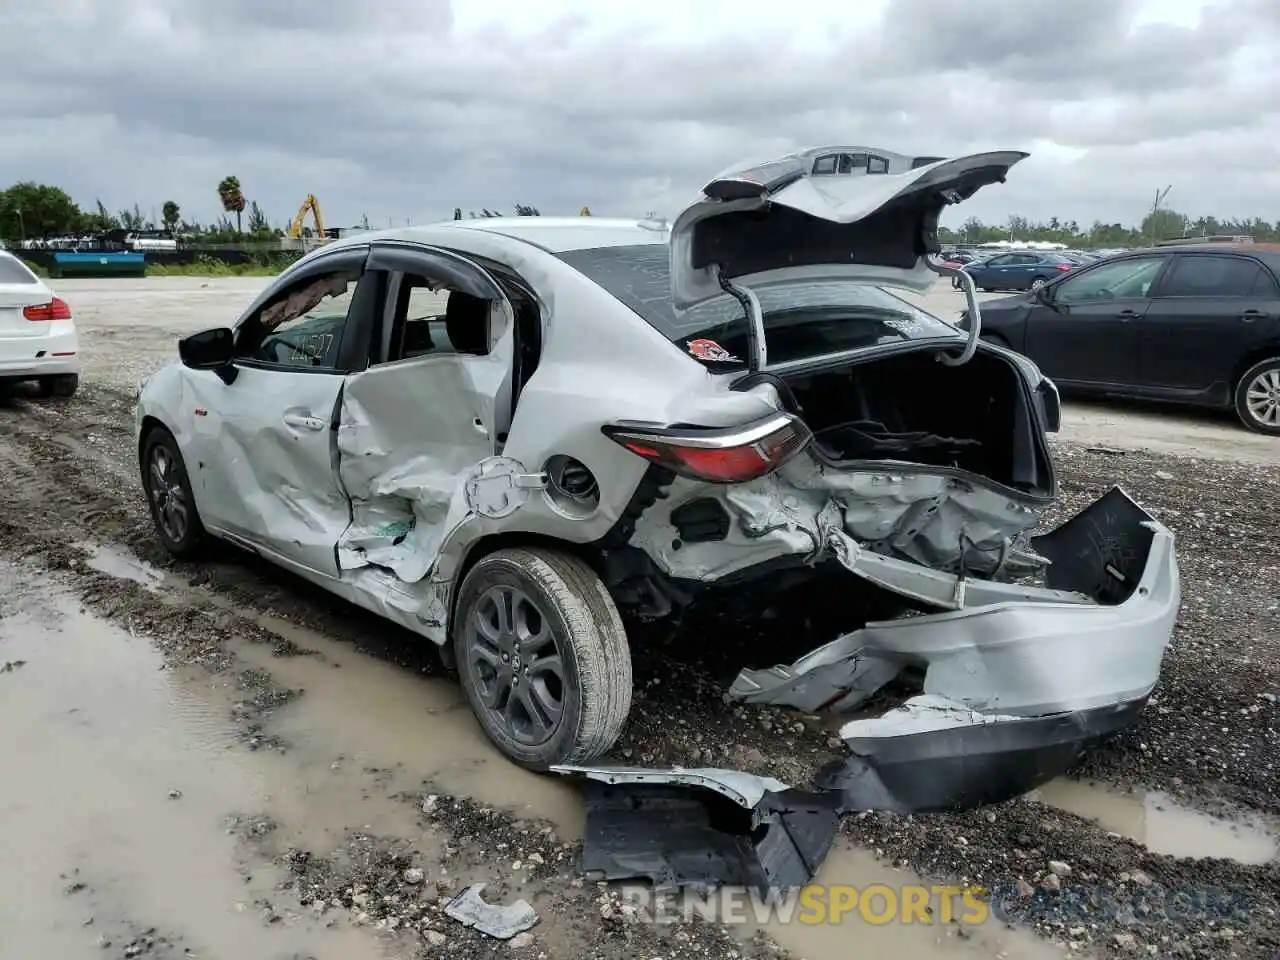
[179,327,238,383]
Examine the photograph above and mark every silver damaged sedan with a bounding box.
[136,145,1180,816]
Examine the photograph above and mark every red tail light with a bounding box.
[23,297,72,322]
[603,412,812,484]
[1055,264,1072,272]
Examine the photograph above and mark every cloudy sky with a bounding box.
[2,0,1278,231]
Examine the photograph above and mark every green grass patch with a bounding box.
[146,253,293,278]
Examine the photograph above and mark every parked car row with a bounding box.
[971,242,1280,434]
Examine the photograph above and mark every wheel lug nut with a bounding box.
[501,653,509,663]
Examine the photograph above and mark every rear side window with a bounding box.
[556,244,962,367]
[0,255,38,284]
[1158,256,1268,298]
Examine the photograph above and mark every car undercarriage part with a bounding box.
[552,767,841,893]
[443,883,539,939]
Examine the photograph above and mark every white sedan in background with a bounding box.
[0,250,79,398]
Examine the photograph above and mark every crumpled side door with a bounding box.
[334,246,520,583]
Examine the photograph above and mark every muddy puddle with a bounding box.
[0,575,405,959]
[744,844,1062,960]
[80,541,165,589]
[222,606,585,837]
[0,549,1098,960]
[1031,778,1278,865]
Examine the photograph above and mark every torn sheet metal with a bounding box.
[729,486,1178,717]
[553,766,839,893]
[721,488,1178,815]
[632,459,1050,587]
[443,883,538,939]
[334,343,515,583]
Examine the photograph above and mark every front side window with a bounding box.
[1056,257,1166,305]
[556,244,962,368]
[238,270,359,369]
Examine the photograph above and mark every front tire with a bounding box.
[453,546,632,770]
[141,426,208,558]
[1235,358,1280,435]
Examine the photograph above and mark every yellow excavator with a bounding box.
[287,194,325,239]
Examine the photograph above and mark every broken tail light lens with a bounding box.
[23,297,72,322]
[603,412,812,484]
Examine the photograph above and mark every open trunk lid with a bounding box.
[668,147,1028,312]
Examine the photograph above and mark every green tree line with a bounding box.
[6,177,1274,249]
[941,208,1279,248]
[0,178,543,246]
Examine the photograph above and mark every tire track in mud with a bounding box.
[3,387,1280,959]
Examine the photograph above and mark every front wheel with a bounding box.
[141,426,208,558]
[1235,358,1280,435]
[453,546,632,770]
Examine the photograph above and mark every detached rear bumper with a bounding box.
[551,488,1178,893]
[731,486,1180,811]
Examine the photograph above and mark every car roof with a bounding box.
[1118,242,1280,268]
[336,217,669,255]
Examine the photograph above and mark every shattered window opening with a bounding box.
[239,271,360,370]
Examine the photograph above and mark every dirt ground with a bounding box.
[1,276,1278,960]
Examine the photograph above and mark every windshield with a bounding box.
[557,244,961,367]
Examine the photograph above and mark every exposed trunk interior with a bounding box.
[783,347,1054,496]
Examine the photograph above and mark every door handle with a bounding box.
[1116,309,1141,321]
[283,413,326,431]
[1241,309,1269,322]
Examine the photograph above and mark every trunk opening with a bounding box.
[782,347,1054,497]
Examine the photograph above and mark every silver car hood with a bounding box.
[668,147,1029,311]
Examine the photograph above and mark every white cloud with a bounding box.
[0,0,1277,231]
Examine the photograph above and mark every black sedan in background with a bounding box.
[969,243,1280,434]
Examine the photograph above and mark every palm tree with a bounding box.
[161,201,180,234]
[217,176,246,233]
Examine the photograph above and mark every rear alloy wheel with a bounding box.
[453,546,632,770]
[1235,358,1280,435]
[1029,276,1049,291]
[37,374,78,399]
[141,426,207,558]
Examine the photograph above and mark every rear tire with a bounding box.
[1029,276,1048,291]
[141,425,208,558]
[452,546,632,770]
[37,374,78,398]
[1234,358,1280,435]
